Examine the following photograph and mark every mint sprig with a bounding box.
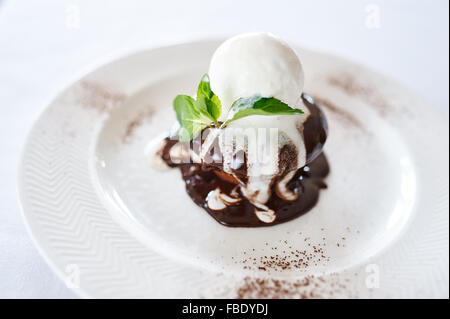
[196,74,221,123]
[173,74,304,141]
[173,95,210,142]
[173,74,221,141]
[223,95,303,126]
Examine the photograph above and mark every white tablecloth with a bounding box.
[0,0,448,298]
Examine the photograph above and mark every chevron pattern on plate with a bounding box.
[19,84,230,298]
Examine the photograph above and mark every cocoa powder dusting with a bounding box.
[328,73,391,117]
[236,275,354,299]
[231,228,361,298]
[328,74,392,117]
[78,81,126,112]
[234,237,330,272]
[122,109,155,143]
[312,96,366,132]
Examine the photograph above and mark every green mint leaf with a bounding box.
[196,74,221,123]
[193,96,214,122]
[197,74,214,100]
[209,94,222,121]
[224,95,304,126]
[173,95,209,141]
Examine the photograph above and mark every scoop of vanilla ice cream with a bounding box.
[209,32,305,120]
[207,33,311,206]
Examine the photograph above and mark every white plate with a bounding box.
[18,40,449,298]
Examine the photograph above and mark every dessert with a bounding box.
[150,33,328,227]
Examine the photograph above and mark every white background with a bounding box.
[0,0,448,298]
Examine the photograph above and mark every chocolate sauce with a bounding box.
[161,93,329,227]
[302,94,328,163]
[179,153,328,227]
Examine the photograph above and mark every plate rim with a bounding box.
[17,38,450,298]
